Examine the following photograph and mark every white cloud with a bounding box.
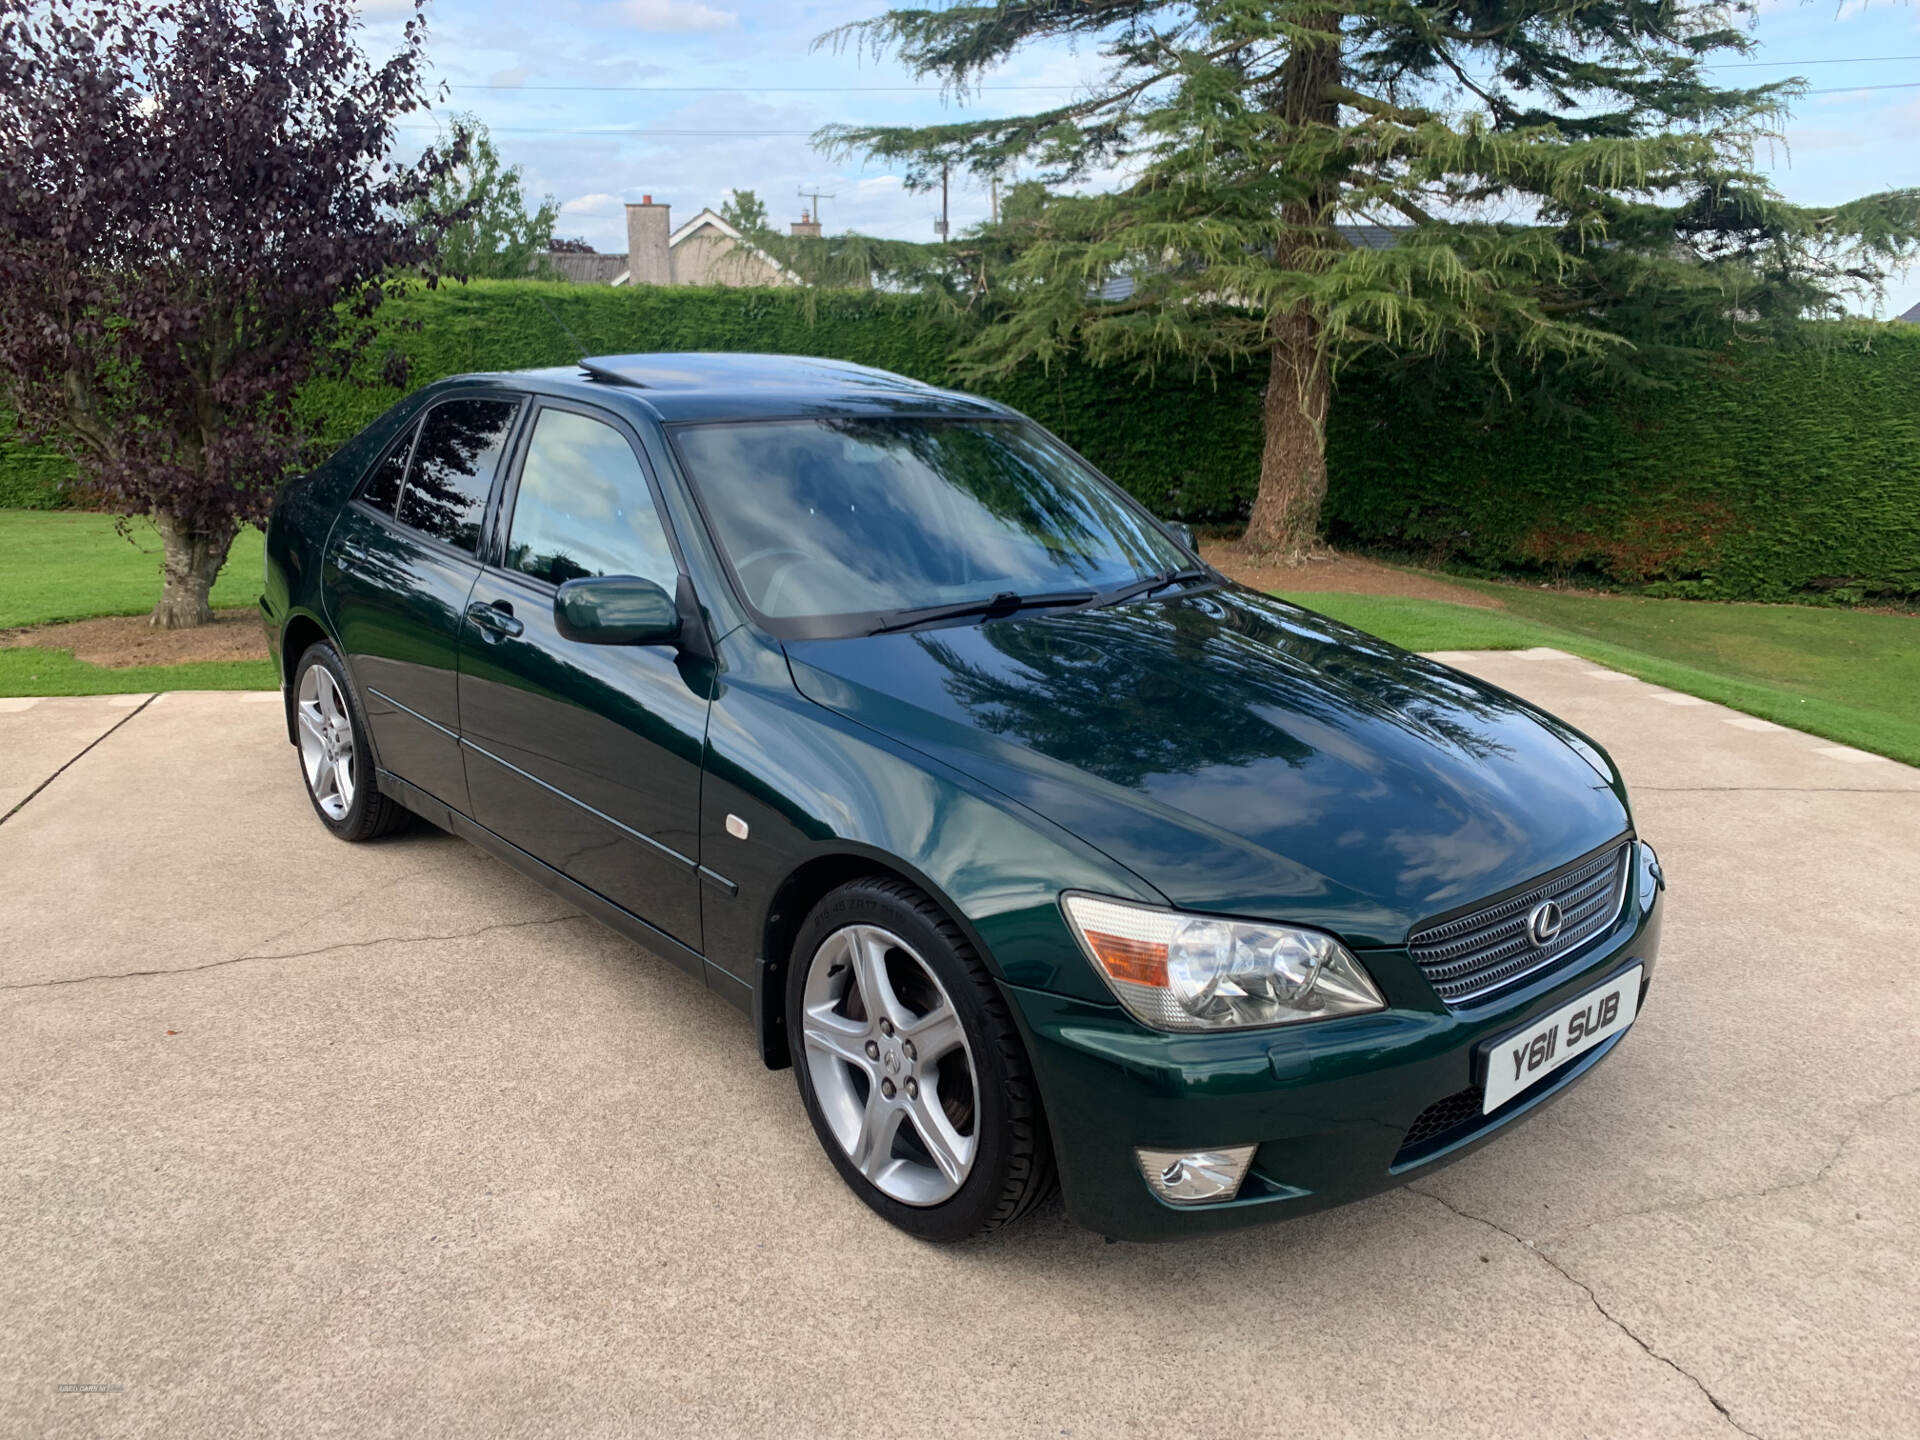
[489,65,530,88]
[353,0,420,19]
[560,192,628,216]
[611,0,739,33]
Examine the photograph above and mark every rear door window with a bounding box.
[396,397,521,553]
[357,425,416,515]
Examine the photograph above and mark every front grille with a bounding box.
[1397,1086,1486,1158]
[1408,841,1632,1006]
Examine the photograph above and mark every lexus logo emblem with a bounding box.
[1527,900,1565,948]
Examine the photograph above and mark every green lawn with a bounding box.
[0,510,273,694]
[1281,589,1920,768]
[0,649,276,696]
[0,510,263,628]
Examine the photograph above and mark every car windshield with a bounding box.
[671,417,1191,636]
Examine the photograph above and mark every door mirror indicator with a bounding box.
[554,576,681,646]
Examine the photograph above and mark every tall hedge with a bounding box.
[1326,330,1920,602]
[6,280,1917,601]
[0,411,79,509]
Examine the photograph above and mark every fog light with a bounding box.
[1136,1145,1256,1206]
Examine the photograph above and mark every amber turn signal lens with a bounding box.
[1080,930,1169,988]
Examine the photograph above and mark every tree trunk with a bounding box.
[1243,308,1332,559]
[150,510,235,629]
[1242,7,1342,561]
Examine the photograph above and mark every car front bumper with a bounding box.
[1007,876,1663,1242]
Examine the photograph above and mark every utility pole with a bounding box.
[934,162,950,240]
[796,185,836,229]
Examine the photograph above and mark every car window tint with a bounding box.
[357,425,414,515]
[505,409,677,589]
[396,398,519,553]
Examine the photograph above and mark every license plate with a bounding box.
[1480,965,1642,1114]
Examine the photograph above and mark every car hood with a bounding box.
[783,585,1632,948]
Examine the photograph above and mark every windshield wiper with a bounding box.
[1097,566,1211,608]
[866,588,1098,636]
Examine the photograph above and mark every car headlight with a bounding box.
[1061,894,1386,1032]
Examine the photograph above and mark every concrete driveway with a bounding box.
[2,653,1916,1440]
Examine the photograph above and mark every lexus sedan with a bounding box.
[262,352,1665,1242]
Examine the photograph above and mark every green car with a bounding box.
[263,353,1665,1242]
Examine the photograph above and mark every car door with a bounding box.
[322,392,526,810]
[456,400,712,950]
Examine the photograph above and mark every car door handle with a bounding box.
[466,600,524,639]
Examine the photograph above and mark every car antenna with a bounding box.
[526,289,591,368]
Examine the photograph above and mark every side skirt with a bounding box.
[374,767,750,1017]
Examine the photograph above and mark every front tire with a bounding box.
[291,640,409,842]
[787,876,1056,1241]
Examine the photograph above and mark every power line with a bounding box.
[398,126,818,136]
[397,82,1920,140]
[453,83,1080,93]
[442,54,1920,96]
[1711,54,1920,68]
[1806,81,1920,94]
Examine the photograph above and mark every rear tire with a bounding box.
[787,876,1056,1241]
[291,640,410,842]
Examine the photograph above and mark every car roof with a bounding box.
[450,351,1010,424]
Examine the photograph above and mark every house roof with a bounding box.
[1097,224,1412,302]
[1340,224,1405,250]
[539,206,800,285]
[1898,301,1920,323]
[543,251,628,285]
[669,208,800,282]
[667,207,740,248]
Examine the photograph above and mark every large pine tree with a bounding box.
[821,1,1920,557]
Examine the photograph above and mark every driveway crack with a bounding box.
[0,913,588,991]
[1543,1082,1920,1243]
[0,695,156,826]
[1408,1187,1760,1438]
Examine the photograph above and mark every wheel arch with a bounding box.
[278,611,333,745]
[754,848,982,1072]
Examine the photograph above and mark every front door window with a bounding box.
[506,409,678,588]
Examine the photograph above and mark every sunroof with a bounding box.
[579,359,644,388]
[577,353,929,392]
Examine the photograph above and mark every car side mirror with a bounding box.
[1166,521,1197,553]
[554,576,681,646]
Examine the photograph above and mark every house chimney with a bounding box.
[790,209,822,239]
[625,197,671,285]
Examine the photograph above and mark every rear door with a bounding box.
[456,400,713,950]
[323,392,524,809]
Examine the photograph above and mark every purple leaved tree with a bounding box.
[0,0,459,627]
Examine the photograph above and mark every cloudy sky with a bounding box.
[363,0,1920,318]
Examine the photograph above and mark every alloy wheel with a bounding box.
[800,923,981,1206]
[296,664,356,822]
